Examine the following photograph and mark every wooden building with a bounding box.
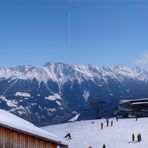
[0,109,68,148]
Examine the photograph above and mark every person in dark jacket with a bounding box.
[111,120,113,126]
[132,133,135,142]
[106,118,109,127]
[101,123,103,129]
[137,133,142,142]
[102,144,106,148]
[64,133,72,140]
[139,133,142,141]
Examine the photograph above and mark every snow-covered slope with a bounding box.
[43,118,148,148]
[0,62,148,126]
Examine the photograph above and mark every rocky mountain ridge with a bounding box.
[0,63,148,126]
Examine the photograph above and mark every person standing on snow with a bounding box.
[137,133,142,142]
[132,133,135,142]
[139,133,142,141]
[102,144,106,148]
[106,118,109,127]
[101,122,103,129]
[111,120,113,126]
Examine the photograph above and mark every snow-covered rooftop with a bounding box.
[132,102,148,105]
[120,98,148,104]
[0,109,68,147]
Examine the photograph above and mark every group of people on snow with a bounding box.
[64,117,143,148]
[101,118,114,129]
[132,133,142,142]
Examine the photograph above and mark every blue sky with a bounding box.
[0,0,148,67]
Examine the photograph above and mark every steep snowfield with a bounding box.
[43,118,148,148]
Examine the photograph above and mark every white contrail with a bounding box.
[68,10,71,47]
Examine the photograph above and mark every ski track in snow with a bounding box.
[43,118,148,148]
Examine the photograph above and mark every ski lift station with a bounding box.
[116,98,148,118]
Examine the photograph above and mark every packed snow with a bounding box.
[43,117,148,148]
[0,96,17,107]
[68,114,80,122]
[56,100,62,106]
[47,108,56,112]
[45,93,61,101]
[15,92,31,97]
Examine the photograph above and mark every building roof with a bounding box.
[0,109,68,147]
[132,102,148,105]
[120,98,148,104]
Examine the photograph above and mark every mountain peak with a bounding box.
[43,62,67,67]
[15,65,34,72]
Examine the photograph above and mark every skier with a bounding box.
[132,133,135,142]
[111,120,113,126]
[137,134,140,142]
[88,146,92,148]
[102,144,106,148]
[138,133,142,142]
[137,133,142,142]
[101,122,103,129]
[64,133,72,140]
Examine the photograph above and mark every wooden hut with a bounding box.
[0,109,68,148]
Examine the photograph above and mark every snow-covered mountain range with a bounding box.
[0,62,148,126]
